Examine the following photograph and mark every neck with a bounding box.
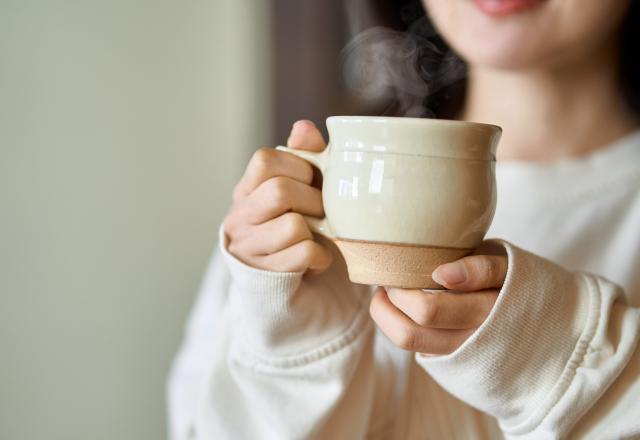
[461,43,638,162]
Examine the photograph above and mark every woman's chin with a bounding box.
[427,6,556,70]
[424,0,632,72]
[449,35,549,71]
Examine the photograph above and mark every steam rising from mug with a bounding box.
[342,18,466,117]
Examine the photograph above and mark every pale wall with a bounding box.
[0,1,271,438]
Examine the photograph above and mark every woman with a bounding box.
[169,0,640,438]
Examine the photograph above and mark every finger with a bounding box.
[227,176,323,229]
[259,239,333,272]
[228,212,313,256]
[369,288,473,355]
[386,287,498,329]
[234,148,314,201]
[287,120,327,152]
[432,255,508,292]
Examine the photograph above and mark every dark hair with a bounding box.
[347,0,640,119]
[620,1,640,117]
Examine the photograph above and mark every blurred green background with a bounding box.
[0,1,271,438]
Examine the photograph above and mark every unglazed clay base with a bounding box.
[333,238,473,289]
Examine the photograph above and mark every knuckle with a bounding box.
[298,239,317,260]
[394,324,420,351]
[368,291,384,320]
[265,177,290,208]
[250,148,276,173]
[227,239,241,256]
[417,295,439,326]
[462,256,491,284]
[222,213,237,235]
[232,184,243,202]
[479,257,498,282]
[282,212,308,236]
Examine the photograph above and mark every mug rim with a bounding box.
[326,115,502,133]
[326,115,501,161]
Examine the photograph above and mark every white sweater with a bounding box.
[168,131,640,440]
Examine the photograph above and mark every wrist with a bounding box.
[416,240,593,433]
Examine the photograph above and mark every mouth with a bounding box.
[472,0,546,17]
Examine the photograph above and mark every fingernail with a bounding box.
[293,120,312,130]
[432,261,467,286]
[288,121,307,146]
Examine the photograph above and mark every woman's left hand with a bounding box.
[369,254,508,355]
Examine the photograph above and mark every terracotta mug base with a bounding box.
[333,238,473,289]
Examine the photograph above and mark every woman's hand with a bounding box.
[223,120,333,273]
[369,254,508,355]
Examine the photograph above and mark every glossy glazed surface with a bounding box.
[325,152,496,248]
[278,116,501,249]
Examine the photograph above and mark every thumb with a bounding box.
[287,120,327,152]
[432,255,508,291]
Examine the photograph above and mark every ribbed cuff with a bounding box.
[219,225,305,352]
[219,225,369,360]
[219,224,304,298]
[416,240,594,432]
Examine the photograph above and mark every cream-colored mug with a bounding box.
[277,116,501,289]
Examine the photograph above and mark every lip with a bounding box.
[472,0,545,16]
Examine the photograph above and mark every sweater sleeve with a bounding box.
[416,240,640,439]
[168,225,377,439]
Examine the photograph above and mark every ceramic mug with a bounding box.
[276,116,501,288]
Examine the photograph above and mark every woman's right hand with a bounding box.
[223,120,333,273]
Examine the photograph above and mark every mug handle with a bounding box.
[275,145,335,239]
